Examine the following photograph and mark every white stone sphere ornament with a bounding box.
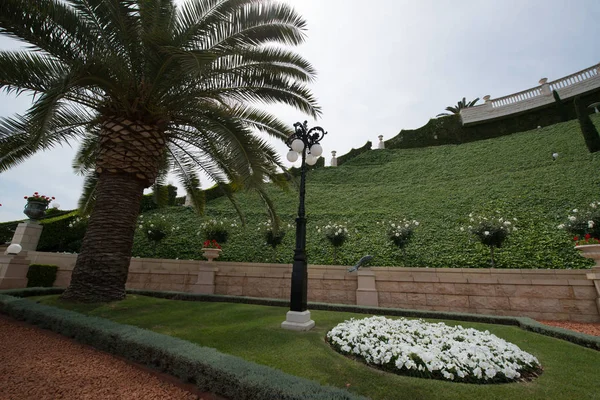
[6,244,22,255]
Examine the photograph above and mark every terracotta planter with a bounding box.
[575,244,600,266]
[23,200,48,221]
[202,248,221,262]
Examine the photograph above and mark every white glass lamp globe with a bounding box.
[291,139,304,153]
[310,143,323,157]
[305,154,318,165]
[286,150,299,163]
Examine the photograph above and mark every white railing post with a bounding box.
[539,78,551,96]
[330,151,337,167]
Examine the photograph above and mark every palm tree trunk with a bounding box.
[61,117,166,302]
[61,172,145,302]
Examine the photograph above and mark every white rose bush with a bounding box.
[465,212,517,267]
[327,316,541,384]
[259,219,289,249]
[386,219,419,255]
[316,222,349,263]
[198,218,238,243]
[558,201,600,244]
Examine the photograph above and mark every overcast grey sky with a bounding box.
[1,0,599,221]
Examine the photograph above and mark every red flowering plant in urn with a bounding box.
[201,239,222,262]
[203,239,222,249]
[573,234,600,246]
[23,192,56,221]
[24,192,55,205]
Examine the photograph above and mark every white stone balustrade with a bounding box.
[461,63,600,125]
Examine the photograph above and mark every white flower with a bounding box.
[569,216,577,222]
[460,227,465,231]
[484,231,490,236]
[326,316,539,383]
[557,224,565,229]
[589,221,595,228]
[573,209,578,213]
[147,230,151,234]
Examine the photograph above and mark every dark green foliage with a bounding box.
[337,141,372,166]
[553,90,569,122]
[167,185,178,206]
[37,212,86,253]
[386,115,464,149]
[26,264,58,287]
[175,196,186,205]
[44,207,62,217]
[575,96,600,153]
[0,209,74,244]
[140,193,159,213]
[265,229,286,249]
[0,291,366,400]
[0,221,18,244]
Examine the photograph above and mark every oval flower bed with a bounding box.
[326,316,542,384]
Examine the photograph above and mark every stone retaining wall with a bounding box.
[22,251,600,322]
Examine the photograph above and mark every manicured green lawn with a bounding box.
[33,295,600,400]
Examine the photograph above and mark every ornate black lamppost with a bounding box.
[281,121,326,331]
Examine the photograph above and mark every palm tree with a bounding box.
[436,97,479,117]
[0,0,320,302]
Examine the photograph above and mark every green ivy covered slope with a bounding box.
[130,115,600,269]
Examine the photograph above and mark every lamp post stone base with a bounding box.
[281,310,315,331]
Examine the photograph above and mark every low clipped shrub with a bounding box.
[26,264,58,287]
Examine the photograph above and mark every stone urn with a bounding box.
[575,244,600,266]
[202,248,221,262]
[23,201,48,222]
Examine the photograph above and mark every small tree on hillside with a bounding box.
[575,97,600,153]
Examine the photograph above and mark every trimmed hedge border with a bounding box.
[0,288,365,400]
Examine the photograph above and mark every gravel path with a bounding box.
[0,314,225,400]
[538,319,600,337]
